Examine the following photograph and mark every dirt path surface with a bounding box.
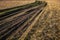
[24,0,60,40]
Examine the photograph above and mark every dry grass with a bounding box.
[0,1,35,10]
[0,0,60,40]
[25,6,60,40]
[24,0,60,40]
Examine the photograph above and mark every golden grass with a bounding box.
[24,0,60,40]
[0,1,35,10]
[0,0,60,40]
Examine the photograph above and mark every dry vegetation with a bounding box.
[25,6,60,40]
[0,1,35,10]
[0,0,60,40]
[24,0,60,40]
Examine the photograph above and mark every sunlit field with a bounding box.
[24,0,60,40]
[0,0,60,40]
[0,1,35,10]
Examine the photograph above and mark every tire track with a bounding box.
[0,6,41,32]
[7,6,44,40]
[0,7,40,40]
[0,1,47,40]
[0,5,40,25]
